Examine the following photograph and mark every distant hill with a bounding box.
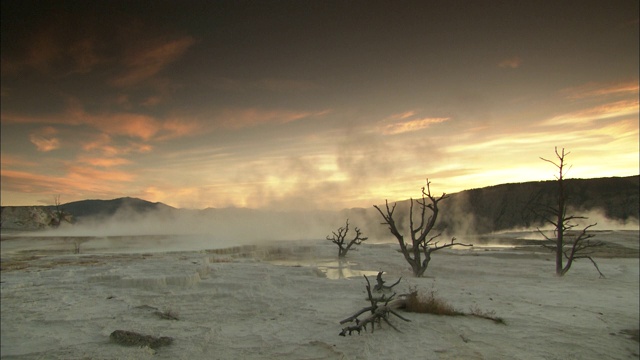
[438,175,639,234]
[1,176,638,234]
[47,197,176,219]
[344,175,639,237]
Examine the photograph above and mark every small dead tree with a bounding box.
[50,195,65,228]
[538,147,605,277]
[326,219,368,258]
[49,195,73,228]
[374,179,472,277]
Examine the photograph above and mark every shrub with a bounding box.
[403,290,464,316]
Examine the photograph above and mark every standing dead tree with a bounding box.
[326,219,368,258]
[538,147,605,277]
[374,179,472,277]
[49,195,66,228]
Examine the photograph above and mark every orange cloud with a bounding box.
[541,100,639,126]
[66,165,136,183]
[60,98,159,139]
[2,97,200,142]
[561,80,639,99]
[81,133,153,156]
[1,24,104,78]
[93,113,160,140]
[110,36,196,87]
[82,133,113,151]
[77,156,131,168]
[498,56,523,69]
[0,170,70,194]
[29,126,60,152]
[380,117,450,135]
[387,111,418,121]
[378,111,450,135]
[157,118,202,140]
[217,108,320,129]
[0,154,40,168]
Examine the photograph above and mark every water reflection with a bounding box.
[268,258,379,280]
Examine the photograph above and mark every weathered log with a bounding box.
[339,297,410,335]
[339,274,410,336]
[373,271,401,292]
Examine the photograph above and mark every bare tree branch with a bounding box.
[374,179,472,277]
[326,219,368,257]
[538,147,604,277]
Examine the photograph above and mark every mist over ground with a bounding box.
[2,176,637,253]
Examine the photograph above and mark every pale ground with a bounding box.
[1,231,638,359]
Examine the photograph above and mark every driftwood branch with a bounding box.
[373,271,402,292]
[339,273,410,336]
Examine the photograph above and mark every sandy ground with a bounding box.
[1,231,638,359]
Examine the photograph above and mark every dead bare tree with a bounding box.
[538,147,605,277]
[50,195,65,228]
[374,179,472,277]
[326,219,368,258]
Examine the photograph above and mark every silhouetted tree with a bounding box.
[326,219,368,258]
[50,196,83,253]
[537,147,604,277]
[49,195,65,228]
[374,179,472,277]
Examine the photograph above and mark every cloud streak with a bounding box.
[561,80,639,100]
[214,108,328,130]
[498,56,522,69]
[377,111,450,135]
[540,100,639,126]
[110,36,196,87]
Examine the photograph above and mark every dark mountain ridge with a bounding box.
[437,175,639,234]
[49,197,176,219]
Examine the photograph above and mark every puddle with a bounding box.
[268,259,380,280]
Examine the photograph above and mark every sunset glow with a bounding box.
[1,1,638,210]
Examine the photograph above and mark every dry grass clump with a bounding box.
[402,289,506,324]
[110,330,173,349]
[403,290,464,316]
[0,255,41,272]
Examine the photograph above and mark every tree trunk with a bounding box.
[556,174,564,276]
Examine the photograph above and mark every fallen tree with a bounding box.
[339,273,410,336]
[339,272,505,335]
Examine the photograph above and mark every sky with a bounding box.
[1,0,638,211]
